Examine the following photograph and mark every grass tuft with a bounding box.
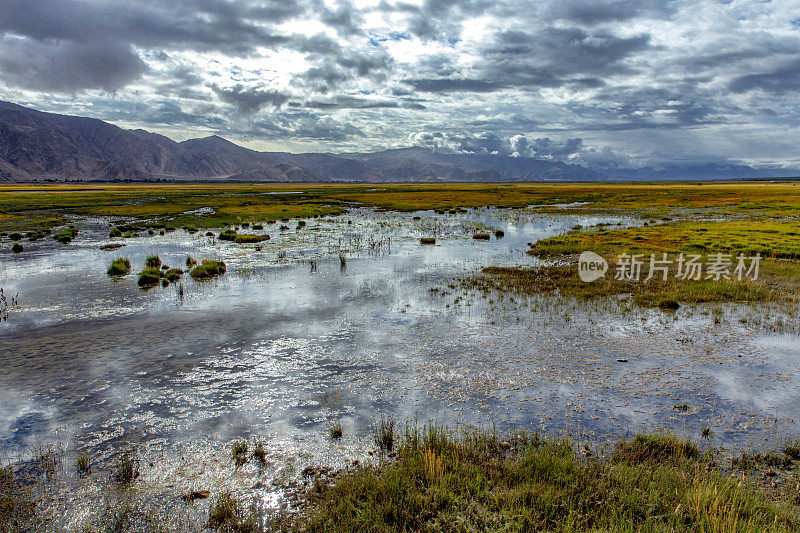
[208,492,255,532]
[107,257,131,276]
[190,260,226,280]
[612,433,699,464]
[373,416,395,452]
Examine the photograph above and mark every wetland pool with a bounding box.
[1,207,799,527]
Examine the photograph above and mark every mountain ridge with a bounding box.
[0,101,795,183]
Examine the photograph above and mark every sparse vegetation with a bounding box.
[208,491,255,532]
[232,441,249,467]
[420,237,436,245]
[76,452,90,475]
[373,416,395,452]
[252,443,266,464]
[113,451,139,484]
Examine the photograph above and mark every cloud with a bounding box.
[210,84,290,114]
[729,58,800,94]
[549,0,675,24]
[0,36,146,92]
[404,78,508,93]
[0,0,798,169]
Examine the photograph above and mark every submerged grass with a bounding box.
[291,426,800,532]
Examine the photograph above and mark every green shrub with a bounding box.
[11,242,22,253]
[145,255,161,269]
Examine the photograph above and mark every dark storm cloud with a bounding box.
[298,96,400,109]
[404,26,650,94]
[210,84,290,114]
[0,36,146,92]
[319,0,364,37]
[511,136,584,158]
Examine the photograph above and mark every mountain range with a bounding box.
[0,101,795,182]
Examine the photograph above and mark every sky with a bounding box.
[0,0,799,172]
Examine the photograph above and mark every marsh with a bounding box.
[2,187,800,529]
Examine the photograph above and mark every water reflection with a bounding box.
[1,207,798,465]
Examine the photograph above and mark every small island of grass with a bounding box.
[190,259,226,280]
[234,233,270,243]
[107,258,131,277]
[137,268,162,288]
[53,226,78,244]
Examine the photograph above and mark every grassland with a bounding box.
[466,221,800,308]
[2,181,800,235]
[281,426,800,532]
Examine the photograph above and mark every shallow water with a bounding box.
[1,207,799,526]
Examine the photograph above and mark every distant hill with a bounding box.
[0,100,793,182]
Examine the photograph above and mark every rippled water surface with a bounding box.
[2,207,799,527]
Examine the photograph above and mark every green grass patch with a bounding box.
[218,229,238,241]
[52,226,77,244]
[482,220,800,307]
[234,233,270,243]
[190,260,226,280]
[292,427,800,532]
[144,255,161,269]
[107,258,131,277]
[137,268,162,288]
